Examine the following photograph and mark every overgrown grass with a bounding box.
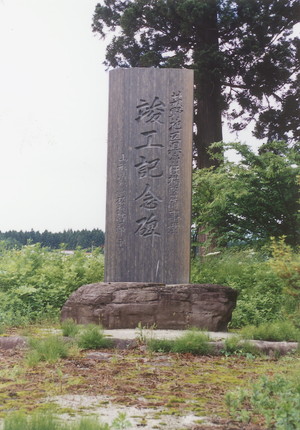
[226,375,300,428]
[240,321,300,342]
[77,324,113,350]
[3,411,131,430]
[147,329,212,355]
[26,335,74,366]
[60,319,80,337]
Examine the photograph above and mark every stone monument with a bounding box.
[61,68,237,331]
[105,68,193,284]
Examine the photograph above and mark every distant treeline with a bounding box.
[0,229,105,250]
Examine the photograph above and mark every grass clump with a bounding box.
[147,329,212,355]
[222,336,260,357]
[3,411,131,430]
[26,335,73,366]
[60,319,80,337]
[240,321,300,342]
[77,324,113,350]
[226,375,300,428]
[147,338,174,353]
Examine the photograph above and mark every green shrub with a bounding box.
[77,324,113,350]
[269,237,300,321]
[222,336,260,357]
[147,329,211,355]
[60,319,80,337]
[240,321,300,342]
[0,244,104,326]
[191,248,285,328]
[26,335,73,366]
[225,376,300,428]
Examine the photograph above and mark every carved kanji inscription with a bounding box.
[105,68,193,283]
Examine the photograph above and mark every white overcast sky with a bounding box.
[0,0,262,233]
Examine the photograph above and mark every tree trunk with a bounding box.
[193,2,223,169]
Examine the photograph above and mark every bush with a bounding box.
[240,321,300,342]
[269,237,300,321]
[226,376,300,428]
[0,244,104,326]
[222,336,260,357]
[191,248,285,328]
[147,329,212,355]
[77,324,113,350]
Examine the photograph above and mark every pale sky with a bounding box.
[0,0,261,233]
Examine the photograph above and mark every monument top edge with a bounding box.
[109,67,193,73]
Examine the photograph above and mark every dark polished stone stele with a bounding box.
[61,283,237,332]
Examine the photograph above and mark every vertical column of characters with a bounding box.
[115,153,127,249]
[168,91,183,234]
[134,96,166,241]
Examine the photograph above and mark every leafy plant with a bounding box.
[226,376,300,429]
[269,237,300,320]
[222,336,260,358]
[240,321,300,342]
[192,141,299,247]
[0,244,104,326]
[77,324,113,350]
[111,412,132,430]
[191,248,284,328]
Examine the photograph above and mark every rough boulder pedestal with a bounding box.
[61,283,237,332]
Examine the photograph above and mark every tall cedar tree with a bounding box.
[92,0,299,168]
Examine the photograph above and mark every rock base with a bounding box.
[61,282,237,332]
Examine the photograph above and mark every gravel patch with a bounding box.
[104,329,234,341]
[46,394,210,429]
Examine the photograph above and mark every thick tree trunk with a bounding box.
[193,2,223,169]
[194,77,223,169]
[192,2,223,252]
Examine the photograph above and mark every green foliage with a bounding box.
[111,412,132,430]
[222,336,260,358]
[4,412,60,430]
[26,336,73,366]
[0,229,105,250]
[240,321,300,342]
[77,324,113,350]
[192,141,300,247]
[0,244,104,326]
[191,247,284,328]
[60,319,80,337]
[146,338,174,354]
[226,376,300,428]
[269,237,300,312]
[147,329,212,355]
[93,1,299,167]
[3,412,131,430]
